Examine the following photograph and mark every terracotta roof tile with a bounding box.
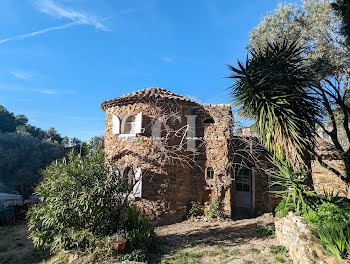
[101,87,195,110]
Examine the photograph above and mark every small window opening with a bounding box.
[206,167,214,179]
[203,118,215,124]
[124,115,135,134]
[236,168,251,192]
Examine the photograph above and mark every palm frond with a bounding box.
[227,39,320,168]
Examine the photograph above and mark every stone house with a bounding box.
[101,88,282,224]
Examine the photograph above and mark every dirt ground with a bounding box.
[0,215,291,264]
[151,214,291,264]
[0,220,50,264]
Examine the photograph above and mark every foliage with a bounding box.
[246,0,350,188]
[269,158,319,215]
[269,245,287,255]
[302,198,350,227]
[0,132,66,196]
[272,159,350,260]
[207,197,222,219]
[227,40,319,169]
[0,105,86,196]
[301,195,350,259]
[122,205,155,251]
[332,0,350,45]
[249,0,347,77]
[118,249,149,263]
[27,139,128,253]
[187,201,201,219]
[317,222,350,259]
[256,225,275,237]
[0,105,27,133]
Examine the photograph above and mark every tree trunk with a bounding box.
[304,149,314,189]
[344,154,350,198]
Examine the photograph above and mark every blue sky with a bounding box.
[1,0,299,141]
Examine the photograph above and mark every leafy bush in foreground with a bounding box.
[302,197,350,260]
[317,222,350,259]
[271,158,350,260]
[27,139,128,253]
[123,205,155,250]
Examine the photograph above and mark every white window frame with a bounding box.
[112,115,120,135]
[119,112,143,137]
[205,167,214,179]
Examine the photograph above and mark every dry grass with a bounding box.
[0,220,50,264]
[152,214,292,264]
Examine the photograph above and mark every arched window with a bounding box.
[120,113,143,136]
[124,115,135,134]
[203,118,215,124]
[205,167,214,179]
[123,167,134,188]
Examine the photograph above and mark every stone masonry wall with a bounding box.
[104,100,234,224]
[275,212,349,264]
[311,159,348,198]
[104,101,195,224]
[200,104,234,216]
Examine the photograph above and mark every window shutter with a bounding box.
[135,112,143,134]
[112,115,120,135]
[133,168,142,198]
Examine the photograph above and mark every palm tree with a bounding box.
[227,40,320,181]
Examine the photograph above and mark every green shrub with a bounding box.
[119,249,149,263]
[300,194,350,259]
[270,245,287,254]
[123,205,155,250]
[256,225,275,237]
[317,222,350,259]
[207,197,222,219]
[27,139,129,253]
[187,201,201,219]
[302,199,350,227]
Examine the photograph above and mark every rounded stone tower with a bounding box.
[101,88,234,224]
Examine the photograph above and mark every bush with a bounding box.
[27,139,129,254]
[187,201,201,219]
[123,205,155,250]
[256,225,274,237]
[207,197,222,219]
[317,222,350,259]
[119,249,149,263]
[271,156,350,260]
[302,196,350,260]
[302,199,350,227]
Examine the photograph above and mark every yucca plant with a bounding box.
[227,39,320,172]
[268,157,319,216]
